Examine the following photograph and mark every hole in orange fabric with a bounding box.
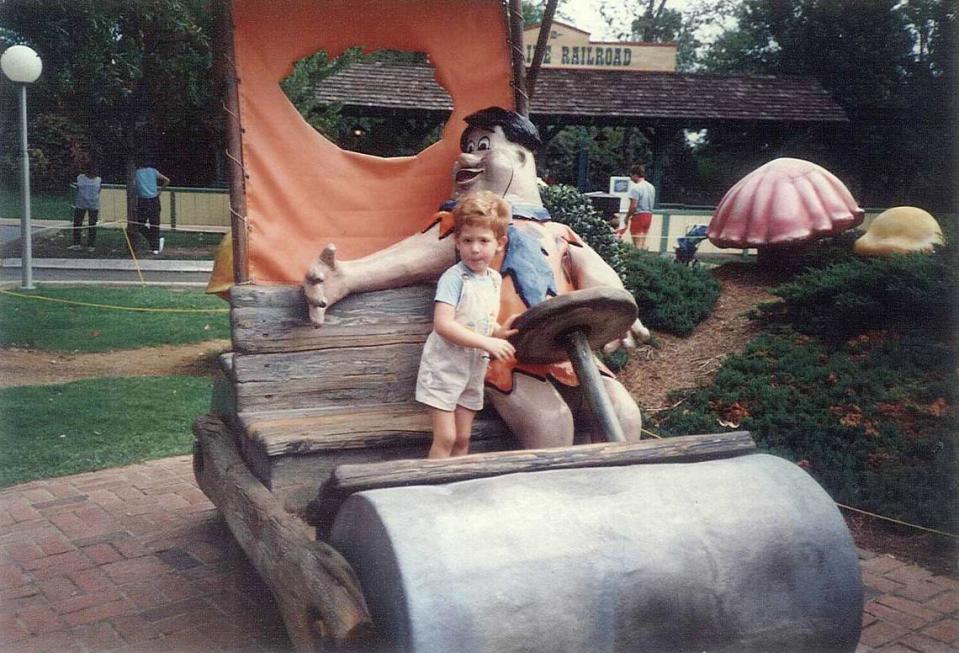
[280,48,453,158]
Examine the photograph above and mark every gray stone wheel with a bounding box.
[509,287,637,364]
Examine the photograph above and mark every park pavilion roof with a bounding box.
[310,61,848,126]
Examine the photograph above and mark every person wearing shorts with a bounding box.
[625,164,656,250]
[415,191,518,458]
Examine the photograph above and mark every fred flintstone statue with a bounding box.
[304,107,649,447]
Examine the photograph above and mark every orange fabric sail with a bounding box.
[232,0,515,283]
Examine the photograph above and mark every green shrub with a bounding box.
[601,348,630,373]
[620,248,720,336]
[541,184,625,277]
[758,248,958,340]
[653,327,958,532]
[792,229,863,271]
[654,219,959,532]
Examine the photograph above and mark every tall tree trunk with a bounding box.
[125,157,137,224]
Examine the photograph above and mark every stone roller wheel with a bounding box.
[508,287,638,442]
[330,454,864,652]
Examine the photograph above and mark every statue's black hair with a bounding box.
[460,106,542,152]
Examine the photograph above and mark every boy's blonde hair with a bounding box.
[452,191,511,239]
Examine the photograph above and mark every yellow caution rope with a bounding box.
[0,288,227,313]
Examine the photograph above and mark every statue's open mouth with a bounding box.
[455,168,482,184]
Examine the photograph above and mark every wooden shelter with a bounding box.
[311,62,847,125]
[309,61,848,195]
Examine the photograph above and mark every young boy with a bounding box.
[415,191,518,458]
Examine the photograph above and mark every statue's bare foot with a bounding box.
[303,244,349,326]
[602,318,651,354]
[630,318,651,344]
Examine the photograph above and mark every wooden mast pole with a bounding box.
[506,0,529,116]
[217,0,250,284]
[525,0,558,103]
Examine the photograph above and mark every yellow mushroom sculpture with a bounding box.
[854,206,944,256]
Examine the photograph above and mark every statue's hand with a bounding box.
[602,318,651,355]
[303,244,348,326]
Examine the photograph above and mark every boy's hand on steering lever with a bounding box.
[484,336,516,362]
[303,244,348,326]
[491,313,520,340]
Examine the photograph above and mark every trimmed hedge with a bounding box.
[656,240,958,532]
[758,247,958,340]
[541,183,626,277]
[621,248,720,337]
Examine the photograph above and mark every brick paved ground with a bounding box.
[1,456,957,652]
[0,456,289,652]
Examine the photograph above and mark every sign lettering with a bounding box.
[548,45,634,68]
[523,22,674,72]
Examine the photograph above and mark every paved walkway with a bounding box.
[0,258,213,287]
[0,259,214,272]
[1,457,957,652]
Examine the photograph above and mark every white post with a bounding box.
[18,83,33,289]
[1,45,43,290]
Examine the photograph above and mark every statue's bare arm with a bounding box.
[562,233,651,350]
[304,223,456,325]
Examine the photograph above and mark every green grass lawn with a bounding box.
[0,286,229,352]
[0,376,212,487]
[23,225,223,260]
[0,188,223,260]
[0,188,72,220]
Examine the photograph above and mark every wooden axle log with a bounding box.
[192,414,374,652]
[309,430,756,536]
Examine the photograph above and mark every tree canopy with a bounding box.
[0,0,218,189]
[697,0,956,209]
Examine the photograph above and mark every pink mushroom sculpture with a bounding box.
[708,158,864,264]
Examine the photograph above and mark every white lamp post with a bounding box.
[1,45,43,289]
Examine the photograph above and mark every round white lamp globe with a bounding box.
[1,45,43,84]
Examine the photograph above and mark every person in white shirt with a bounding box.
[70,162,101,252]
[625,164,656,249]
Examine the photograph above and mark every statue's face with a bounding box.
[452,126,528,199]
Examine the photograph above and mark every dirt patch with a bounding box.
[0,339,230,387]
[620,263,777,412]
[0,226,221,261]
